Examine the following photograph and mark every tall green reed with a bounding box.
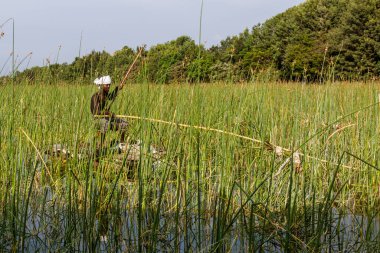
[0,82,379,251]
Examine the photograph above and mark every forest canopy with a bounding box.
[6,0,380,84]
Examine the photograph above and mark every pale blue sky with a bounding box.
[1,0,304,73]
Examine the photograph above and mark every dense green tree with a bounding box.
[7,0,380,84]
[145,36,199,83]
[335,0,380,79]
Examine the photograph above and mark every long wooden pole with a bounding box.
[105,47,143,112]
[118,46,143,89]
[95,113,356,170]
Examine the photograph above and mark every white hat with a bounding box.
[94,75,112,86]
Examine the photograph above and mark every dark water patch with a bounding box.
[2,203,376,252]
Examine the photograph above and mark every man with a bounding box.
[91,75,128,143]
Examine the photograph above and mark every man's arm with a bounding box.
[103,86,121,114]
[107,86,120,101]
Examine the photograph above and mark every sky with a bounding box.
[1,0,304,73]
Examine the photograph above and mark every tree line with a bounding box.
[6,0,380,84]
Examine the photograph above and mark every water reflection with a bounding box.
[15,202,379,252]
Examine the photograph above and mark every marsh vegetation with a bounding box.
[0,82,379,252]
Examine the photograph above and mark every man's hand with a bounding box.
[104,111,115,118]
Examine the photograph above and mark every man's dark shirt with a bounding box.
[90,86,120,116]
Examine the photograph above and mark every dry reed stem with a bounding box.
[327,123,356,143]
[275,157,291,177]
[20,128,54,183]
